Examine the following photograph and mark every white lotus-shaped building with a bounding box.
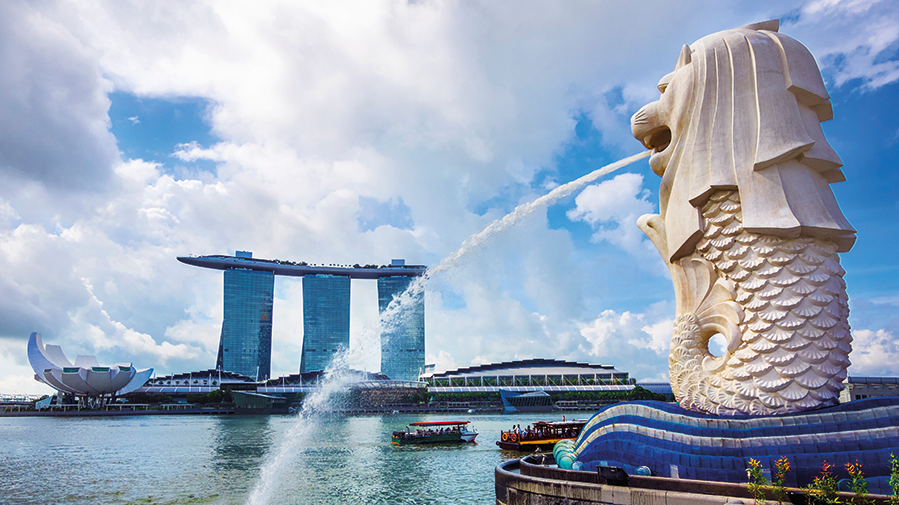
[27,332,153,398]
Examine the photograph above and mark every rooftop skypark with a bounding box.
[177,252,427,280]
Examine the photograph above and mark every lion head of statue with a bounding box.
[631,20,855,262]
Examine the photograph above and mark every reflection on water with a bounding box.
[2,416,228,504]
[246,414,521,505]
[0,412,578,504]
[212,416,276,473]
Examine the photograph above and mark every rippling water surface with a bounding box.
[0,412,566,504]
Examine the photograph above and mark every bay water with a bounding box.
[0,412,577,504]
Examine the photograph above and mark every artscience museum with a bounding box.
[27,332,153,406]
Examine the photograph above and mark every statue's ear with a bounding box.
[741,19,779,32]
[675,45,692,70]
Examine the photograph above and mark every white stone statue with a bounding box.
[632,20,856,416]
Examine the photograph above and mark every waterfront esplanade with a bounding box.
[178,252,426,381]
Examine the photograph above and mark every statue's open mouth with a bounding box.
[631,106,672,175]
[644,127,671,154]
[640,125,672,176]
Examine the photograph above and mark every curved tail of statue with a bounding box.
[639,191,851,415]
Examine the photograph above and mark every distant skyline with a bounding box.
[0,1,897,394]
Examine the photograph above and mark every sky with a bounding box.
[1,0,898,395]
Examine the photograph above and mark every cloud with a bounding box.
[69,278,203,365]
[0,341,56,395]
[579,310,669,357]
[0,373,54,395]
[576,302,676,381]
[566,172,661,269]
[426,350,459,374]
[0,201,19,226]
[849,328,899,376]
[787,0,899,89]
[0,2,118,194]
[638,318,675,355]
[163,319,220,352]
[868,295,899,306]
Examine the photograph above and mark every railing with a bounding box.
[426,375,632,388]
[0,394,46,404]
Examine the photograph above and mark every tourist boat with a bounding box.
[391,420,478,445]
[496,418,588,451]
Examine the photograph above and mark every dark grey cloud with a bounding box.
[0,2,118,194]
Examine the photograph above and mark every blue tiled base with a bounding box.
[574,397,899,495]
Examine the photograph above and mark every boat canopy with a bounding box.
[408,421,470,426]
[532,420,587,427]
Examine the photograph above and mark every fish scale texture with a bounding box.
[670,190,851,416]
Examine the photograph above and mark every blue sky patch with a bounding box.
[108,92,219,176]
[357,196,415,232]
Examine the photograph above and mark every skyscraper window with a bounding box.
[378,276,425,381]
[216,268,274,380]
[300,275,350,373]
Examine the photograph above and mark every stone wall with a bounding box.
[495,456,895,505]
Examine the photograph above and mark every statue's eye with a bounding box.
[657,71,674,94]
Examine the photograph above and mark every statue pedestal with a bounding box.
[574,398,899,494]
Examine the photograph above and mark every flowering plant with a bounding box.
[845,460,870,505]
[772,456,791,504]
[804,461,840,505]
[747,458,770,505]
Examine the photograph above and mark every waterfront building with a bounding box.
[216,267,274,381]
[178,252,427,379]
[27,332,152,403]
[421,358,632,393]
[142,369,257,395]
[839,376,899,402]
[300,274,350,373]
[377,275,425,381]
[422,359,634,412]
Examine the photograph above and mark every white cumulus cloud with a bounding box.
[849,329,899,376]
[789,0,899,89]
[567,172,661,269]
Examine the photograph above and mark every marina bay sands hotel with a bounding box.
[177,252,426,382]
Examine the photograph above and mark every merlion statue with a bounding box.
[632,20,856,416]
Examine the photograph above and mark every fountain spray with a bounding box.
[378,150,650,334]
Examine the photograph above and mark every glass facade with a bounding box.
[300,275,350,373]
[377,276,425,381]
[215,268,274,380]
